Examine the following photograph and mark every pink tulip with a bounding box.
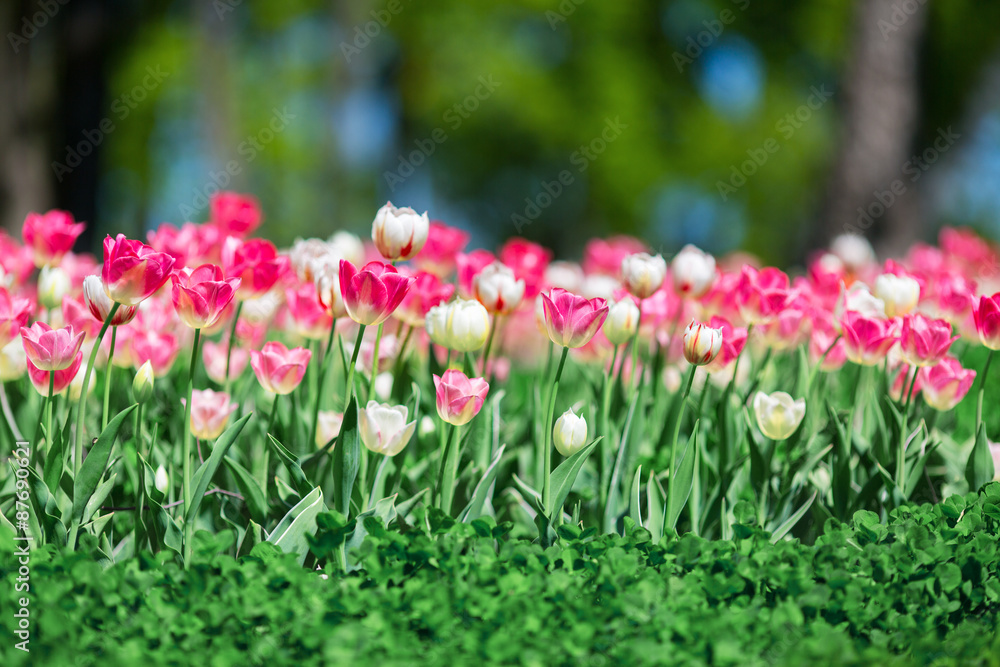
[0,287,32,348]
[171,264,241,329]
[338,259,413,326]
[82,275,138,327]
[210,191,262,237]
[840,312,898,366]
[975,293,1000,350]
[27,353,81,396]
[250,341,311,395]
[414,221,470,277]
[22,210,85,267]
[20,322,85,371]
[541,288,609,348]
[394,270,455,327]
[185,389,238,440]
[0,231,36,287]
[61,295,101,341]
[102,234,177,306]
[222,237,287,298]
[736,266,791,324]
[456,249,497,298]
[285,283,334,340]
[899,314,957,367]
[758,305,812,351]
[919,356,976,411]
[148,222,219,268]
[809,318,846,372]
[434,369,490,426]
[703,315,747,372]
[500,238,552,299]
[582,235,648,276]
[130,330,181,377]
[202,338,249,384]
[890,364,922,403]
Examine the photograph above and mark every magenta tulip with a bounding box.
[102,234,177,306]
[434,369,490,426]
[20,322,85,371]
[338,259,414,326]
[899,314,957,367]
[171,264,241,329]
[540,287,609,348]
[250,341,312,395]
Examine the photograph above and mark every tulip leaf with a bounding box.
[83,473,117,526]
[665,423,699,533]
[548,437,601,518]
[265,434,311,494]
[224,455,268,523]
[333,395,361,516]
[267,485,325,565]
[966,423,996,493]
[647,469,664,543]
[628,465,643,528]
[73,403,137,523]
[458,444,506,523]
[187,412,252,523]
[770,490,817,544]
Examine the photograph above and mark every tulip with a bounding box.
[0,287,32,348]
[154,466,170,494]
[753,391,806,440]
[314,263,348,318]
[82,275,137,326]
[129,359,155,405]
[682,320,723,366]
[809,320,846,372]
[456,249,497,298]
[415,221,469,277]
[0,336,26,381]
[102,234,177,306]
[473,261,525,314]
[171,264,241,329]
[20,322,85,371]
[372,201,430,261]
[130,330,181,377]
[250,341,312,395]
[185,389,238,440]
[833,282,886,327]
[209,191,262,237]
[553,408,588,457]
[758,306,813,351]
[545,261,585,293]
[540,288,609,348]
[434,369,489,426]
[584,235,648,276]
[736,266,791,324]
[222,237,287,299]
[874,272,919,318]
[147,221,214,268]
[27,353,82,396]
[603,298,640,346]
[919,357,976,411]
[285,283,334,340]
[203,339,249,384]
[830,234,876,273]
[425,298,491,352]
[315,411,343,448]
[394,271,455,327]
[898,314,957,367]
[339,259,414,326]
[840,312,898,366]
[358,400,415,456]
[37,267,71,310]
[620,252,667,299]
[22,210,85,267]
[703,316,747,373]
[499,238,552,299]
[975,293,1000,350]
[671,245,716,298]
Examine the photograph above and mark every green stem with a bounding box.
[367,453,392,512]
[724,323,753,402]
[309,320,338,449]
[102,327,117,431]
[976,350,994,435]
[806,334,842,392]
[182,328,202,568]
[45,373,54,450]
[438,424,461,515]
[598,344,619,509]
[542,346,570,513]
[627,301,644,390]
[669,365,697,481]
[223,301,244,393]
[480,314,500,377]
[72,302,120,481]
[343,324,367,410]
[133,401,144,557]
[368,322,385,398]
[260,394,280,496]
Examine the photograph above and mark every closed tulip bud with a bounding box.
[682,320,723,366]
[975,293,1000,350]
[603,298,639,345]
[473,262,525,314]
[358,401,416,456]
[671,245,716,298]
[425,299,491,352]
[753,391,806,440]
[874,273,919,318]
[38,266,71,309]
[553,408,588,457]
[372,202,430,261]
[154,465,170,494]
[250,341,312,395]
[620,252,667,299]
[132,360,155,404]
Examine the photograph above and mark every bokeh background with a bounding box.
[3,0,1000,266]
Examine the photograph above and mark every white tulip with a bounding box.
[154,465,170,494]
[315,411,344,448]
[671,245,716,298]
[358,400,416,456]
[473,262,525,314]
[604,298,640,345]
[682,320,723,366]
[426,299,491,352]
[874,273,920,318]
[372,201,429,261]
[830,234,876,273]
[753,391,806,440]
[553,408,588,457]
[620,252,667,299]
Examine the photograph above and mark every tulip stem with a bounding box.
[627,302,644,389]
[182,328,202,569]
[598,344,620,509]
[368,322,384,399]
[976,350,993,435]
[260,395,280,497]
[223,302,243,393]
[542,346,570,514]
[72,302,120,479]
[367,453,392,512]
[309,321,338,450]
[669,365,697,487]
[481,314,501,378]
[806,334,842,395]
[724,323,753,403]
[438,424,462,515]
[45,373,54,452]
[343,324,367,410]
[102,327,117,432]
[133,401,145,557]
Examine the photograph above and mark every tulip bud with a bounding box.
[315,411,344,447]
[553,408,588,457]
[154,465,170,494]
[874,273,919,318]
[426,299,491,352]
[603,298,639,345]
[38,266,71,309]
[132,360,155,404]
[682,320,723,366]
[753,391,806,440]
[671,245,716,298]
[473,262,525,314]
[620,252,667,299]
[372,201,430,261]
[358,400,416,456]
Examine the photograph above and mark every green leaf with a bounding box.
[548,437,601,517]
[966,424,995,493]
[458,444,506,523]
[646,469,664,543]
[332,394,360,516]
[187,412,252,523]
[770,491,817,544]
[73,404,137,523]
[266,434,311,494]
[83,473,117,525]
[267,486,325,565]
[628,464,643,528]
[223,456,268,523]
[665,423,699,533]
